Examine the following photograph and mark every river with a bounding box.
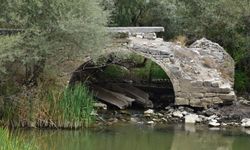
[18,124,250,150]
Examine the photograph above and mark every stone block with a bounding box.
[191,81,203,87]
[192,93,204,98]
[207,87,231,94]
[212,97,223,104]
[144,33,157,40]
[202,98,213,103]
[189,99,203,107]
[211,82,220,87]
[205,93,217,97]
[219,88,232,94]
[218,93,236,101]
[175,97,189,105]
[203,81,212,87]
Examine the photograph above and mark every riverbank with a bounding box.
[94,97,250,129]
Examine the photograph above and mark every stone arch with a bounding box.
[70,27,236,108]
[128,36,236,108]
[69,50,177,109]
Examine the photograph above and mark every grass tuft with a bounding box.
[58,84,95,128]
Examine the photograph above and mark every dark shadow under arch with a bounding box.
[69,52,176,109]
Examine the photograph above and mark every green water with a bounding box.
[19,124,250,150]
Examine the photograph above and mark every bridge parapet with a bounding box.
[107,27,164,34]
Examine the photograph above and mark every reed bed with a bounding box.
[57,84,95,128]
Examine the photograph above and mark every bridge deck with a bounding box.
[107,27,164,33]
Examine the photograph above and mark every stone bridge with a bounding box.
[107,27,236,108]
[0,27,237,108]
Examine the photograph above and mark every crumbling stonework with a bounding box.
[108,27,236,108]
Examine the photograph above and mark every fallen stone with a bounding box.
[156,113,164,117]
[161,118,168,122]
[185,114,199,124]
[144,109,154,115]
[203,108,217,116]
[208,115,219,121]
[239,97,250,106]
[221,123,228,126]
[94,102,107,110]
[130,117,138,123]
[182,111,188,116]
[147,121,155,125]
[209,119,220,127]
[172,111,184,118]
[241,118,250,128]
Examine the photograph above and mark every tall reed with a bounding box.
[58,84,95,128]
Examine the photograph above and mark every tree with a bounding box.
[0,0,109,85]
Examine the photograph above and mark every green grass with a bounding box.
[58,84,95,128]
[0,128,38,150]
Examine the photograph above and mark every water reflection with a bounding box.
[17,124,250,150]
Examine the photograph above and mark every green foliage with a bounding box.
[130,60,168,80]
[0,0,109,84]
[150,63,168,79]
[59,84,95,127]
[110,0,151,26]
[0,35,22,74]
[235,71,250,93]
[102,65,129,79]
[0,128,38,150]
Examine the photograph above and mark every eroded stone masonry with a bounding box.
[109,27,236,108]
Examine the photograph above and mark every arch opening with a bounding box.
[69,52,175,110]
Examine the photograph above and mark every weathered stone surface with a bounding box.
[127,32,236,108]
[172,111,184,118]
[241,118,250,128]
[72,27,236,108]
[108,27,164,34]
[144,109,154,115]
[192,93,204,98]
[212,97,223,104]
[209,119,220,127]
[185,114,199,124]
[175,98,189,105]
[189,99,202,107]
[218,92,236,101]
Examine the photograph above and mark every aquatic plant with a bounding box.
[0,128,38,150]
[58,84,95,128]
